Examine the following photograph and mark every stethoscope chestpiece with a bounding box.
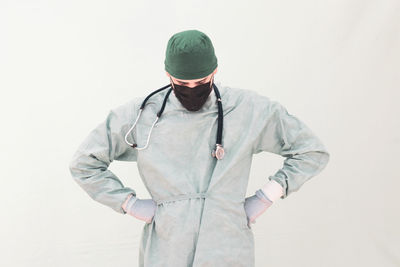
[212,144,225,160]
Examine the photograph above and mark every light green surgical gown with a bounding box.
[69,81,330,267]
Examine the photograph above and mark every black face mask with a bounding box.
[170,77,214,111]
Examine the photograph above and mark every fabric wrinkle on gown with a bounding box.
[69,80,330,267]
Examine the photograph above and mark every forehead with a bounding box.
[171,76,210,86]
[172,76,209,82]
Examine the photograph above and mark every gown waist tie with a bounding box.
[155,192,211,206]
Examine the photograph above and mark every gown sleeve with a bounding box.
[68,99,139,214]
[251,94,330,199]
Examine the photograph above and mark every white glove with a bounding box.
[244,190,273,228]
[244,180,284,228]
[122,194,157,223]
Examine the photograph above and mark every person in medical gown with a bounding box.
[69,29,330,267]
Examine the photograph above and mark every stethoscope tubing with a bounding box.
[124,82,225,159]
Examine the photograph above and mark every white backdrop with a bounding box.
[1,0,399,266]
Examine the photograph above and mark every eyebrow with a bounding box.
[176,77,208,85]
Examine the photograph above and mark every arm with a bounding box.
[252,95,330,199]
[68,99,139,214]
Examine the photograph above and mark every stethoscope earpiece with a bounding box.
[124,82,225,160]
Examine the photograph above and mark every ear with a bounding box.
[168,76,175,89]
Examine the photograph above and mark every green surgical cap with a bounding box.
[164,29,218,80]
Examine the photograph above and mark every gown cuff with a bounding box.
[122,193,135,213]
[260,179,284,202]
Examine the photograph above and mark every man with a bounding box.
[69,29,330,267]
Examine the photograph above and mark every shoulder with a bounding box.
[219,84,255,108]
[109,96,146,123]
[222,84,283,113]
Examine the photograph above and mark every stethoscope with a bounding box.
[124,82,225,160]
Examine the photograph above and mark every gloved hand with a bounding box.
[122,194,157,223]
[244,189,273,228]
[244,179,284,228]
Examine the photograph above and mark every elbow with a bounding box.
[304,147,330,173]
[68,159,79,181]
[68,155,83,183]
[313,139,330,169]
[318,149,330,170]
[68,159,76,175]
